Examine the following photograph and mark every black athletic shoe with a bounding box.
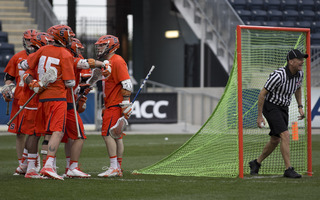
[284,167,302,178]
[249,159,261,175]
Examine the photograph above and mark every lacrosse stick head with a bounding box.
[1,83,15,100]
[40,67,58,87]
[109,117,128,139]
[86,68,102,86]
[1,83,15,93]
[7,83,15,94]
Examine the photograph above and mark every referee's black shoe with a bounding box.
[249,159,261,175]
[284,167,302,178]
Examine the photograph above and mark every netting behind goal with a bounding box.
[133,26,312,178]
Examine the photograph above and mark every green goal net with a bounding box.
[133,26,311,178]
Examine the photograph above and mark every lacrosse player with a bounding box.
[95,35,132,178]
[21,24,76,180]
[61,38,104,178]
[19,32,54,179]
[1,29,37,175]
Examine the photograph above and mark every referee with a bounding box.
[249,49,308,178]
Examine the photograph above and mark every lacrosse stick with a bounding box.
[75,68,103,104]
[7,101,9,115]
[86,68,103,86]
[71,88,81,138]
[7,67,57,126]
[1,83,15,115]
[72,68,103,138]
[109,65,155,139]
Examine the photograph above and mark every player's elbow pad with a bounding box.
[4,73,15,82]
[121,79,133,92]
[77,59,90,69]
[64,80,76,88]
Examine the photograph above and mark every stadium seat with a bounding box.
[283,10,299,21]
[0,54,13,68]
[263,21,279,27]
[245,21,262,26]
[229,0,247,10]
[0,32,8,43]
[0,43,14,68]
[0,43,15,55]
[297,0,314,11]
[296,21,312,29]
[252,10,268,21]
[279,21,295,27]
[268,10,283,21]
[300,10,315,21]
[315,1,320,11]
[282,0,299,11]
[247,0,265,10]
[315,11,320,21]
[264,0,283,11]
[311,33,320,45]
[237,9,252,21]
[312,21,320,33]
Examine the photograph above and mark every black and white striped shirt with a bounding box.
[264,65,303,107]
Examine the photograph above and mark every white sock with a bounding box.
[22,148,28,166]
[26,153,37,172]
[69,161,78,170]
[53,157,57,171]
[44,156,55,168]
[66,157,71,169]
[110,156,118,169]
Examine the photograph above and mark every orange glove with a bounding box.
[2,90,12,102]
[77,96,87,113]
[87,58,96,68]
[28,80,45,93]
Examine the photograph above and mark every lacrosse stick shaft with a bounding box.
[7,92,37,126]
[6,102,9,115]
[132,65,155,103]
[71,88,81,138]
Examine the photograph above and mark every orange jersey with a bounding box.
[103,54,130,108]
[18,84,39,108]
[19,53,39,108]
[4,50,28,101]
[27,45,75,101]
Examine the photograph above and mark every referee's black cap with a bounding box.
[287,49,308,61]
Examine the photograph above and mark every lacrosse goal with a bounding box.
[133,25,312,178]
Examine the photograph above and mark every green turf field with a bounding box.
[0,134,319,200]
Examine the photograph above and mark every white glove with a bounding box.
[119,100,132,119]
[19,60,29,71]
[102,60,112,79]
[1,84,14,102]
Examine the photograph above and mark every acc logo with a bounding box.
[312,97,320,121]
[131,100,169,119]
